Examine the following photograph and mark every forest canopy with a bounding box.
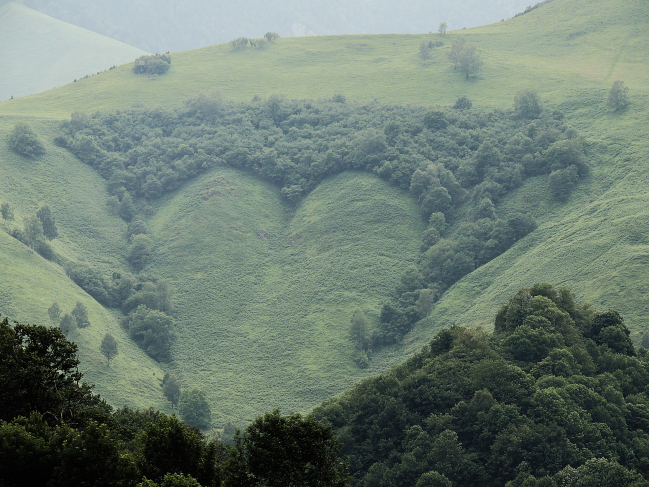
[314,283,649,486]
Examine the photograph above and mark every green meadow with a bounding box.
[1,0,649,422]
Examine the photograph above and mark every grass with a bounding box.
[1,0,649,421]
[0,2,146,101]
[149,169,423,423]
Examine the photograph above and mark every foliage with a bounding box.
[0,317,98,426]
[36,204,58,240]
[7,121,45,158]
[230,37,249,50]
[350,308,369,352]
[71,300,90,328]
[133,54,172,75]
[438,22,447,36]
[0,201,14,220]
[64,261,110,304]
[458,43,483,79]
[514,90,542,119]
[223,409,349,487]
[314,284,649,487]
[162,374,182,408]
[179,388,212,430]
[128,233,153,271]
[453,96,472,110]
[100,333,118,366]
[607,80,629,111]
[22,214,44,251]
[264,32,280,42]
[121,304,175,361]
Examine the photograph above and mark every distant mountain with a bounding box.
[21,0,535,53]
[0,2,146,100]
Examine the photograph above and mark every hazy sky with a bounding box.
[21,0,540,52]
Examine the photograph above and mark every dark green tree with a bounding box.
[514,90,542,119]
[59,313,77,337]
[127,234,153,271]
[71,301,90,328]
[8,121,45,158]
[453,96,472,110]
[36,204,58,240]
[607,80,629,111]
[122,305,174,361]
[136,414,222,486]
[162,374,182,408]
[0,317,93,425]
[223,409,349,487]
[119,192,137,222]
[0,201,14,220]
[100,333,119,366]
[22,214,44,251]
[179,388,212,430]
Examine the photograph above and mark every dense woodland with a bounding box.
[314,283,649,486]
[56,92,586,356]
[3,284,649,486]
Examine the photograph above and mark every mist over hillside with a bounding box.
[18,0,535,52]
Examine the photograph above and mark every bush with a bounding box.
[8,122,45,158]
[229,37,249,50]
[122,305,174,361]
[607,80,629,111]
[264,32,280,42]
[514,90,542,119]
[453,96,472,110]
[127,234,153,271]
[132,54,171,75]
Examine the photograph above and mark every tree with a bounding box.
[120,192,137,222]
[457,43,483,79]
[162,374,182,408]
[36,205,58,240]
[447,37,466,70]
[514,90,542,119]
[100,333,118,367]
[59,313,77,337]
[22,214,44,251]
[453,96,472,110]
[8,121,45,158]
[223,409,349,487]
[127,234,153,271]
[122,305,174,361]
[71,301,90,328]
[417,471,452,487]
[0,316,93,425]
[178,388,212,430]
[350,308,368,351]
[265,32,280,42]
[0,201,14,220]
[438,22,447,36]
[48,301,61,323]
[136,414,222,486]
[607,80,629,111]
[416,288,435,318]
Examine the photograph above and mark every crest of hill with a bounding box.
[0,2,146,101]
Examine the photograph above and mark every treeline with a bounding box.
[315,283,649,486]
[56,92,586,351]
[0,316,349,487]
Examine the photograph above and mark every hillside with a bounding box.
[0,0,648,423]
[0,2,146,101]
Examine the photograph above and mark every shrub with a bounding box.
[8,122,45,158]
[132,54,171,75]
[453,96,472,110]
[607,80,629,111]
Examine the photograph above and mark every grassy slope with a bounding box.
[150,169,423,423]
[1,0,648,419]
[0,2,146,101]
[0,118,168,411]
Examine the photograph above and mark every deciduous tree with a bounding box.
[100,333,118,366]
[36,204,58,240]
